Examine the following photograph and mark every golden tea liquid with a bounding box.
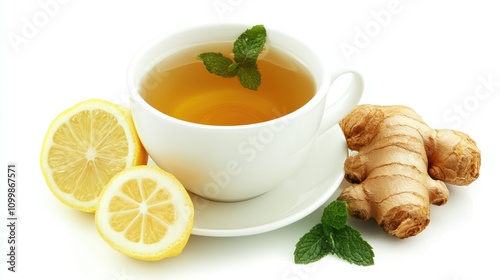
[140,42,315,126]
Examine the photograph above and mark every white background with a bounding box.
[1,0,499,279]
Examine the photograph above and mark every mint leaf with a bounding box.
[198,25,266,90]
[237,64,261,91]
[331,225,375,266]
[294,224,332,264]
[198,52,238,78]
[294,199,375,266]
[321,200,348,230]
[233,25,267,66]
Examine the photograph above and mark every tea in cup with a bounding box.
[128,23,363,201]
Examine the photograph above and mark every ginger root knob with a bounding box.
[337,105,481,239]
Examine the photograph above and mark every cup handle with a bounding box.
[318,71,364,135]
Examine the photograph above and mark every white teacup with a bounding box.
[128,23,363,202]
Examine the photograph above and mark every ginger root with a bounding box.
[338,105,480,239]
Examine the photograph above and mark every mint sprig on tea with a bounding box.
[198,25,266,91]
[294,200,375,266]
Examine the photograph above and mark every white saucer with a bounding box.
[188,124,347,237]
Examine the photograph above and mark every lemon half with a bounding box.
[95,166,194,261]
[40,99,148,212]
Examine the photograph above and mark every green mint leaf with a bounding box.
[293,200,375,266]
[237,64,261,90]
[294,224,332,264]
[321,200,348,230]
[331,225,375,266]
[198,25,266,91]
[233,24,267,66]
[198,52,238,78]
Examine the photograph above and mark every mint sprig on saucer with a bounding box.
[294,200,375,266]
[198,25,266,91]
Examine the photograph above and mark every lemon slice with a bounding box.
[95,166,194,261]
[40,99,148,212]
